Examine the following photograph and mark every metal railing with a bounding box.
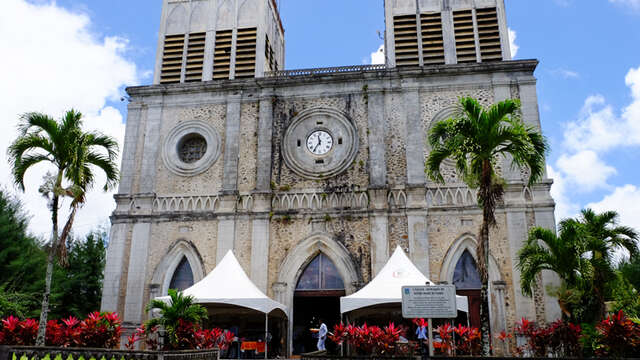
[264,64,387,78]
[0,346,220,360]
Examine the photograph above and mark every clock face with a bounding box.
[282,107,359,180]
[306,130,333,155]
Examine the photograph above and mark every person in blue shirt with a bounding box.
[416,321,428,356]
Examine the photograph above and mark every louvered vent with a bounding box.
[265,36,276,72]
[185,32,205,82]
[213,30,232,80]
[393,15,419,67]
[420,12,445,65]
[235,27,257,78]
[160,34,185,84]
[476,7,502,62]
[453,10,477,63]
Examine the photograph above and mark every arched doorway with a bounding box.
[292,253,345,354]
[453,250,482,329]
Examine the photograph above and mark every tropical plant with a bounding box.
[426,97,548,354]
[595,310,640,357]
[517,221,588,321]
[145,289,208,348]
[578,209,639,320]
[7,110,119,345]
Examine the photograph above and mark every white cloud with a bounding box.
[556,151,616,192]
[547,165,579,222]
[550,68,580,79]
[508,28,519,59]
[370,44,385,65]
[563,66,640,153]
[609,0,640,10]
[0,0,139,238]
[554,0,573,6]
[588,185,640,232]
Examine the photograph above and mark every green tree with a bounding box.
[50,231,107,319]
[145,289,208,348]
[0,189,47,317]
[7,110,119,345]
[579,209,638,320]
[517,221,589,321]
[426,97,547,354]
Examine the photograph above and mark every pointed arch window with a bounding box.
[296,253,345,291]
[169,257,194,291]
[453,250,482,290]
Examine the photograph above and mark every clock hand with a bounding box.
[313,136,321,152]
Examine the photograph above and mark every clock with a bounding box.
[306,130,333,155]
[282,107,359,180]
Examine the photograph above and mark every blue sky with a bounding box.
[1,0,639,236]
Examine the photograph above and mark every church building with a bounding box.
[101,0,560,353]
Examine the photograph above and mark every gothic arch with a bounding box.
[440,233,503,284]
[238,0,252,27]
[190,2,208,33]
[151,239,205,296]
[166,4,188,35]
[216,0,233,29]
[276,233,359,310]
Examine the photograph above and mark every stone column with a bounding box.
[492,281,509,355]
[492,73,520,182]
[118,103,144,195]
[367,91,387,188]
[203,30,215,81]
[505,207,536,321]
[250,194,271,292]
[222,96,242,192]
[138,104,163,194]
[535,207,562,322]
[369,189,389,276]
[216,194,238,262]
[407,187,430,276]
[441,3,457,65]
[122,195,154,326]
[256,92,274,191]
[403,88,426,186]
[100,220,128,313]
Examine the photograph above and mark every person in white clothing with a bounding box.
[317,318,328,351]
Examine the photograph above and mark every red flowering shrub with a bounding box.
[327,322,405,356]
[433,323,454,355]
[514,318,551,357]
[126,321,234,351]
[595,310,640,357]
[0,316,38,345]
[453,324,481,355]
[547,319,582,357]
[73,312,121,348]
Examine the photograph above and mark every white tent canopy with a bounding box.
[340,246,468,314]
[157,250,287,315]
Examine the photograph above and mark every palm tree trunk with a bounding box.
[477,160,493,356]
[35,191,60,346]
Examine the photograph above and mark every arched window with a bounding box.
[169,257,194,291]
[296,253,345,290]
[453,250,482,290]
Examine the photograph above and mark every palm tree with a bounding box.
[426,97,547,355]
[517,221,589,320]
[146,289,208,348]
[578,209,638,320]
[8,110,119,345]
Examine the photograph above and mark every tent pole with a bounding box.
[265,313,268,359]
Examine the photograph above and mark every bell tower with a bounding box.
[153,0,285,84]
[385,0,511,68]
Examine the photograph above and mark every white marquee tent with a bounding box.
[159,250,287,314]
[340,246,468,314]
[157,250,287,358]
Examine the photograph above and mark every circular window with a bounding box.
[162,121,221,177]
[178,134,208,163]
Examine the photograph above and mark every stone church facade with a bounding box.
[101,0,561,350]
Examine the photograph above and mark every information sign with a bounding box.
[401,285,457,319]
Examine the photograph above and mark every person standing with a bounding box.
[416,320,428,357]
[317,318,328,351]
